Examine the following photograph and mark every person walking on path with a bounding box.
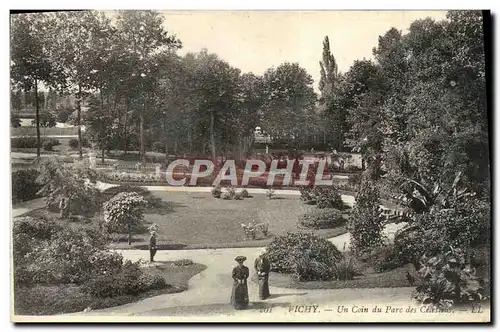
[59,196,69,219]
[254,249,271,300]
[230,256,249,310]
[149,231,158,262]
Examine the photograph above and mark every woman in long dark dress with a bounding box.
[254,249,271,300]
[230,256,249,310]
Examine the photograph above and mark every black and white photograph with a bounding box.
[8,9,491,323]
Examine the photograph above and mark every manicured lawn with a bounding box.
[109,191,349,250]
[252,264,415,290]
[14,261,206,316]
[18,190,349,250]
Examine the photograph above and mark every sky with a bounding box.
[158,11,449,91]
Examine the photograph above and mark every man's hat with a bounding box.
[235,256,247,263]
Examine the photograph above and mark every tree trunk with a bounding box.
[77,84,83,159]
[34,78,41,158]
[101,148,105,164]
[128,223,132,245]
[140,113,145,162]
[210,111,216,159]
[123,100,129,154]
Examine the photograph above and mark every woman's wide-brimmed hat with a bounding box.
[235,256,247,263]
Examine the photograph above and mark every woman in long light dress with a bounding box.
[254,249,271,300]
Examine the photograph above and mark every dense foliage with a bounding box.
[103,192,147,244]
[13,216,167,297]
[267,232,341,281]
[36,158,101,215]
[12,169,41,203]
[411,247,488,307]
[298,208,345,229]
[348,178,385,251]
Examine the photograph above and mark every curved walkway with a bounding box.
[13,184,419,320]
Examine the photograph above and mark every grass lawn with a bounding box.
[20,191,349,250]
[14,261,207,316]
[251,264,415,290]
[109,191,349,250]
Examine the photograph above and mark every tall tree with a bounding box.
[51,11,114,158]
[115,10,181,161]
[261,62,317,145]
[11,13,61,157]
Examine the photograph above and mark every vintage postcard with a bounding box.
[10,10,491,323]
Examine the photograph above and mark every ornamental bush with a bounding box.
[43,140,55,151]
[103,192,147,245]
[81,260,166,298]
[393,196,491,270]
[68,138,89,149]
[211,185,222,198]
[14,226,118,285]
[37,158,101,216]
[348,179,385,252]
[11,169,41,203]
[315,186,346,210]
[267,232,341,281]
[298,208,345,229]
[11,137,60,149]
[411,246,489,307]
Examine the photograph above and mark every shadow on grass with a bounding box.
[145,201,186,216]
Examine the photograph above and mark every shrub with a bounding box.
[348,179,385,251]
[81,260,165,298]
[258,222,270,237]
[11,136,38,148]
[315,186,346,210]
[221,192,232,200]
[103,185,150,196]
[241,221,258,239]
[240,189,249,198]
[347,173,362,189]
[37,158,101,216]
[298,208,345,229]
[299,186,316,204]
[137,274,167,290]
[152,141,165,153]
[267,232,341,281]
[393,196,491,270]
[266,188,275,199]
[330,253,359,280]
[69,138,78,149]
[356,244,403,272]
[68,138,89,149]
[226,186,236,199]
[43,140,54,151]
[11,137,60,149]
[12,169,41,203]
[17,227,115,285]
[292,258,335,282]
[211,185,222,198]
[12,216,63,266]
[411,246,489,307]
[103,192,147,245]
[172,259,194,267]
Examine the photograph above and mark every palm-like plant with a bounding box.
[399,171,475,215]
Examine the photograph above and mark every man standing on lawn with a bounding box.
[149,231,158,262]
